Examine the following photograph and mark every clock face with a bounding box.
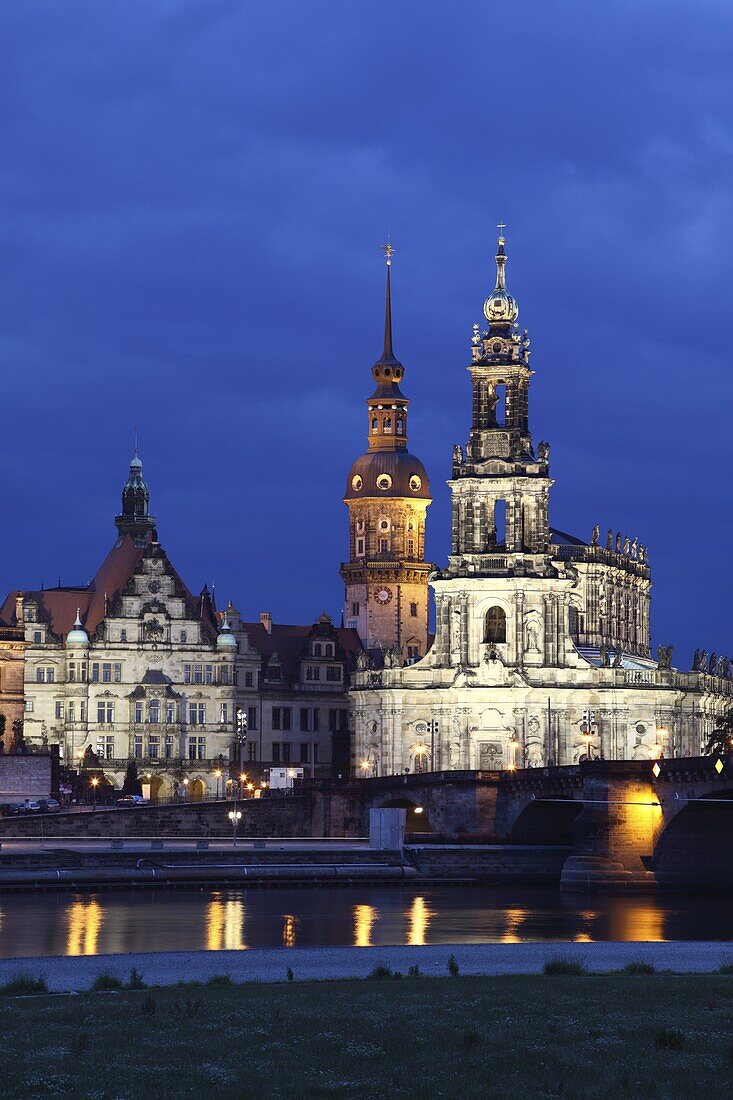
[148,580,160,594]
[375,588,392,604]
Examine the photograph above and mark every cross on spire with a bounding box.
[497,220,506,240]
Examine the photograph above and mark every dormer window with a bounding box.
[269,664,282,680]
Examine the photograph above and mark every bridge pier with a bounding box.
[560,764,663,892]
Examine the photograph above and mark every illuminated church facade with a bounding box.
[351,236,733,774]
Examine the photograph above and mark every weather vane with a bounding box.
[381,237,395,266]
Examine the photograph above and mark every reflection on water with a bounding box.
[206,895,246,951]
[66,900,103,956]
[354,904,377,947]
[0,885,731,959]
[407,896,432,946]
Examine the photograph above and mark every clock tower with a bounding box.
[341,248,432,661]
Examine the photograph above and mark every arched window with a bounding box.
[384,416,392,433]
[371,418,378,432]
[484,606,506,643]
[313,643,322,657]
[396,419,404,435]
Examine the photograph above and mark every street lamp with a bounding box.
[228,809,242,845]
[240,772,247,798]
[182,777,190,800]
[90,775,99,811]
[214,769,222,800]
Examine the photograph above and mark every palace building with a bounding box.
[341,249,432,661]
[351,234,733,774]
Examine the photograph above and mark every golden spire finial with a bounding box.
[381,237,395,266]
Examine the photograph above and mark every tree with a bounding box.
[704,709,733,756]
[121,759,143,796]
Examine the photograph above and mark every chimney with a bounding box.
[260,611,272,634]
[15,592,24,626]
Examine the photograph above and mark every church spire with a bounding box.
[378,240,397,365]
[483,225,519,330]
[368,245,408,451]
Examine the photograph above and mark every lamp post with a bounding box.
[214,769,222,801]
[228,809,242,845]
[182,777,190,801]
[90,776,99,811]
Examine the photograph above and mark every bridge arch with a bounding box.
[380,797,433,833]
[654,789,733,890]
[506,796,582,845]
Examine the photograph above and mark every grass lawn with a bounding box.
[2,972,733,1097]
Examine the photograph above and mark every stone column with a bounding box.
[514,591,525,667]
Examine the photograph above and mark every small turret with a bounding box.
[115,444,157,545]
[67,609,89,648]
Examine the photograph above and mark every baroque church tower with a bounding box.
[341,248,432,660]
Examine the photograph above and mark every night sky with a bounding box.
[2,1,732,665]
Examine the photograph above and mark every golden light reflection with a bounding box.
[354,904,378,947]
[407,896,433,946]
[206,895,246,951]
[66,899,103,956]
[282,914,298,948]
[500,907,524,944]
[626,903,665,943]
[574,933,593,943]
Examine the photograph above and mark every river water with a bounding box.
[0,886,732,958]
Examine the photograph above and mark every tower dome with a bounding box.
[67,609,89,647]
[483,234,519,329]
[216,618,238,650]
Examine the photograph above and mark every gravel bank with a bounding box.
[2,941,733,992]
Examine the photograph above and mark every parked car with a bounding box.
[116,794,148,808]
[39,799,61,814]
[14,800,42,815]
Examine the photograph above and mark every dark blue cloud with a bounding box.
[1,0,732,661]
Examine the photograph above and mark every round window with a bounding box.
[376,473,392,491]
[380,520,389,531]
[409,475,422,492]
[351,475,363,491]
[492,341,503,354]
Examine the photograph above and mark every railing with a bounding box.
[624,670,656,686]
[551,542,650,577]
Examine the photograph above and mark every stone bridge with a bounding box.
[327,756,733,892]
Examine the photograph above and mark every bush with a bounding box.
[128,968,146,989]
[655,1028,685,1050]
[91,974,124,992]
[543,958,588,976]
[447,954,460,977]
[620,961,656,975]
[369,965,393,980]
[407,965,421,978]
[0,975,48,996]
[206,975,233,987]
[719,964,733,975]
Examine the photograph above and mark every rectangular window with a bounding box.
[149,735,160,760]
[407,539,415,556]
[306,665,321,681]
[46,667,55,683]
[24,699,33,712]
[68,662,77,683]
[272,742,281,763]
[313,707,320,732]
[268,664,281,680]
[183,664,191,685]
[282,742,291,762]
[219,702,229,724]
[272,707,281,731]
[68,702,75,722]
[120,629,127,642]
[165,735,174,759]
[35,667,44,683]
[33,631,42,643]
[407,644,420,661]
[410,602,418,617]
[204,665,213,685]
[247,742,257,761]
[282,707,291,731]
[300,742,310,763]
[328,708,337,733]
[196,736,205,759]
[80,702,86,721]
[188,703,206,726]
[313,743,319,764]
[97,701,114,724]
[351,602,360,616]
[300,707,309,732]
[378,538,388,552]
[326,666,342,682]
[102,663,111,683]
[245,671,253,687]
[180,631,187,643]
[91,663,99,683]
[55,701,64,719]
[193,664,203,684]
[134,701,144,724]
[220,666,230,685]
[339,709,349,733]
[356,539,365,556]
[80,663,87,683]
[247,705,258,731]
[133,735,143,759]
[96,735,114,760]
[149,699,161,724]
[113,663,122,683]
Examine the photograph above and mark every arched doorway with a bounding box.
[189,778,206,803]
[381,797,432,833]
[147,775,171,805]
